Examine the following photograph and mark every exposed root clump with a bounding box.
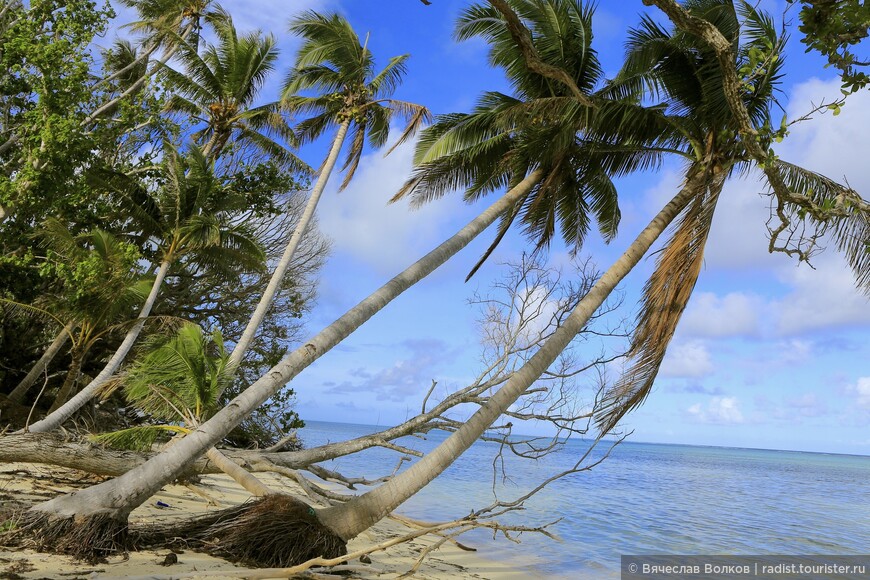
[4,509,129,563]
[137,494,346,568]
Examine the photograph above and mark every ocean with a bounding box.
[299,420,870,578]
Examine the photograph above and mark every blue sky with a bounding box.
[112,0,870,454]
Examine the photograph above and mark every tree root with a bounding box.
[136,494,347,568]
[3,508,129,563]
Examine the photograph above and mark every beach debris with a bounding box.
[136,494,346,568]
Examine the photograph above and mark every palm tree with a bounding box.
[225,11,429,373]
[394,0,665,278]
[232,0,870,547]
[93,322,273,497]
[85,0,216,124]
[159,8,303,168]
[92,323,231,452]
[12,0,659,557]
[593,0,868,430]
[26,144,266,433]
[14,222,153,414]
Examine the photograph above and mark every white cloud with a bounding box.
[229,1,339,37]
[781,78,870,193]
[680,291,762,338]
[316,135,468,274]
[687,396,744,424]
[851,377,870,410]
[785,393,829,418]
[660,340,714,378]
[703,175,778,270]
[772,255,870,335]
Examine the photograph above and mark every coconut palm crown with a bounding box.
[281,10,430,191]
[160,8,304,169]
[596,0,868,431]
[394,0,666,278]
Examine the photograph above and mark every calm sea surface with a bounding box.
[299,421,870,578]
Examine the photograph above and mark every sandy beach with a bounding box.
[0,462,530,579]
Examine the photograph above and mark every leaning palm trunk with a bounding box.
[26,260,171,433]
[7,322,74,405]
[224,119,351,378]
[317,169,704,541]
[21,169,544,543]
[46,345,85,414]
[200,120,354,496]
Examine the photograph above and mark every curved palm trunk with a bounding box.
[26,260,171,433]
[46,345,84,414]
[224,119,351,380]
[7,322,74,405]
[318,171,706,541]
[26,169,543,522]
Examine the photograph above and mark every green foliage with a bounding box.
[789,0,870,92]
[0,2,321,436]
[33,220,150,334]
[92,323,227,450]
[0,0,115,221]
[89,424,185,452]
[123,322,229,422]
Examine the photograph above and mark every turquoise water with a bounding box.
[299,421,870,578]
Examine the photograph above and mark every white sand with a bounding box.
[0,462,532,579]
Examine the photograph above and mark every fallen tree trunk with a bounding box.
[0,432,418,478]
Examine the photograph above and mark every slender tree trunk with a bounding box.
[204,447,272,497]
[95,42,160,89]
[7,322,74,404]
[224,119,351,381]
[318,171,706,541]
[46,345,84,414]
[82,25,193,126]
[26,169,544,521]
[26,260,171,433]
[200,130,221,159]
[0,430,409,478]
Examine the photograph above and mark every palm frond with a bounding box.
[89,424,187,452]
[122,322,230,422]
[597,166,725,431]
[773,160,870,292]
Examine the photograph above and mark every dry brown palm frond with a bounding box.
[597,164,726,432]
[383,101,432,157]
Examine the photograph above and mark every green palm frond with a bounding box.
[89,424,188,452]
[102,39,149,87]
[367,54,410,98]
[397,0,647,273]
[283,10,427,189]
[773,160,870,292]
[119,0,213,50]
[122,322,230,422]
[158,9,286,163]
[0,299,70,337]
